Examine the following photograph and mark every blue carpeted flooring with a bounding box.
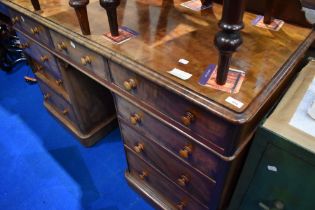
[0,63,153,210]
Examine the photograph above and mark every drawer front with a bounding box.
[115,95,222,180]
[17,31,62,81]
[121,122,216,205]
[10,9,52,46]
[38,79,77,124]
[110,62,233,153]
[49,30,110,80]
[127,150,208,210]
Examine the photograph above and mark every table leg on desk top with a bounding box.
[69,0,91,35]
[100,0,120,37]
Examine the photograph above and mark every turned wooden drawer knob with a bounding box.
[81,56,92,66]
[139,171,148,180]
[130,113,141,125]
[55,79,63,86]
[123,78,137,91]
[11,16,20,24]
[57,42,67,51]
[62,109,69,115]
[176,201,186,210]
[179,145,192,159]
[30,26,40,35]
[134,143,144,153]
[19,43,29,49]
[177,175,190,187]
[181,111,195,126]
[43,93,50,100]
[40,55,49,63]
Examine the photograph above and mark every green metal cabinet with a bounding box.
[228,61,315,210]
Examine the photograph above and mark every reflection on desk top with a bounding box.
[3,0,314,122]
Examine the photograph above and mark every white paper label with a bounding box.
[168,68,192,80]
[267,165,278,172]
[225,97,244,109]
[70,41,76,48]
[21,16,25,22]
[307,100,315,120]
[178,58,189,65]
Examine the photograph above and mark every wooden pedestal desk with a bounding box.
[0,0,314,209]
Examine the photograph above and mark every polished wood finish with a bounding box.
[30,0,40,11]
[126,150,208,210]
[214,0,246,85]
[121,122,216,205]
[69,0,91,35]
[100,0,120,36]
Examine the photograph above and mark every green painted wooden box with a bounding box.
[228,61,315,210]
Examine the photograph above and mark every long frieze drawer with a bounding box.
[121,122,216,205]
[17,31,62,81]
[110,62,233,153]
[115,95,222,180]
[49,30,110,80]
[37,79,77,124]
[126,151,208,210]
[9,9,52,46]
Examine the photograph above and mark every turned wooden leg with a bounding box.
[201,0,212,7]
[69,0,91,35]
[214,0,247,85]
[30,0,41,11]
[264,0,275,24]
[100,0,120,37]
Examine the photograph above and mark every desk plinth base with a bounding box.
[44,101,117,147]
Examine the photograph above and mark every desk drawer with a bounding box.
[115,95,222,180]
[110,62,233,153]
[10,9,52,46]
[38,79,77,124]
[49,30,110,80]
[121,122,215,205]
[127,150,208,210]
[17,31,62,81]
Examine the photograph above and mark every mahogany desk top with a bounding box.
[3,0,314,123]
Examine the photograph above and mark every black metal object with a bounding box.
[0,23,26,72]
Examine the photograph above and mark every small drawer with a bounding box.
[49,29,110,80]
[115,95,223,180]
[110,62,234,153]
[17,31,62,81]
[37,79,77,124]
[127,150,208,210]
[121,122,216,205]
[9,9,52,46]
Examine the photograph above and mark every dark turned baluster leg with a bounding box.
[201,0,212,7]
[69,0,91,35]
[214,0,247,85]
[263,0,275,24]
[30,0,41,11]
[100,0,120,37]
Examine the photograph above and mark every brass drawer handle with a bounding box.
[35,66,44,72]
[19,43,29,49]
[134,143,144,153]
[57,42,67,51]
[30,26,40,35]
[139,171,148,180]
[11,16,20,24]
[177,175,190,187]
[80,55,92,66]
[179,144,193,159]
[55,79,63,86]
[40,55,49,63]
[181,111,195,126]
[130,113,142,125]
[43,93,50,100]
[123,78,137,91]
[176,201,186,210]
[62,109,69,115]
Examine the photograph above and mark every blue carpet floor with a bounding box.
[0,63,153,210]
